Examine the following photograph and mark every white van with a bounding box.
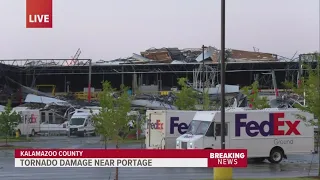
[176,108,314,163]
[67,109,99,137]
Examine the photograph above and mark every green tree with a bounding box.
[283,55,320,175]
[124,110,147,150]
[203,89,211,110]
[241,81,270,109]
[0,99,20,146]
[92,81,114,149]
[202,88,220,110]
[137,113,146,148]
[92,81,132,180]
[174,78,198,110]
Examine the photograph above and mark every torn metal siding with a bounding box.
[196,46,218,62]
[228,49,277,61]
[132,53,154,63]
[123,47,280,64]
[181,48,202,62]
[211,49,277,62]
[140,47,183,63]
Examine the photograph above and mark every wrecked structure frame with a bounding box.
[0,55,318,93]
[3,60,299,75]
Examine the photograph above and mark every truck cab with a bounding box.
[176,111,221,149]
[67,109,97,137]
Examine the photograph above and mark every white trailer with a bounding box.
[176,108,314,163]
[145,110,196,149]
[13,107,69,136]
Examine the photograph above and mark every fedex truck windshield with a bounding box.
[70,118,85,125]
[185,120,211,135]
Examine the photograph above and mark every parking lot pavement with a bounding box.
[0,136,318,179]
[8,136,320,162]
[5,136,144,149]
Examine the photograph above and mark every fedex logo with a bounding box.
[235,113,301,137]
[148,120,163,130]
[24,114,37,123]
[170,117,189,134]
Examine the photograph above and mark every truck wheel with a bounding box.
[30,129,35,137]
[268,148,284,164]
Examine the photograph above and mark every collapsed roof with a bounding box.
[138,47,278,64]
[140,47,186,63]
[212,49,278,62]
[93,46,279,65]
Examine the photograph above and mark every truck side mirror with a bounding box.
[214,127,217,140]
[84,123,88,127]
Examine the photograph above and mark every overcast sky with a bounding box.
[0,0,319,61]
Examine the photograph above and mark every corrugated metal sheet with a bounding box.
[228,49,277,61]
[195,46,218,62]
[140,47,183,63]
[25,94,69,106]
[211,49,277,62]
[132,53,154,62]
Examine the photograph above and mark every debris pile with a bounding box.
[140,47,183,63]
[92,46,281,65]
[101,47,279,65]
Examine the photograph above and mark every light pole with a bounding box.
[220,0,226,150]
[213,0,233,179]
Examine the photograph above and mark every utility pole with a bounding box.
[88,59,92,103]
[220,0,226,150]
[214,2,232,178]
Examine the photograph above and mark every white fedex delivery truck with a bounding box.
[13,107,41,136]
[176,108,314,163]
[145,110,196,149]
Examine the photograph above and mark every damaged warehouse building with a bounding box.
[0,46,316,105]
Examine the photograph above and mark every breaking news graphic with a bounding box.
[15,149,248,168]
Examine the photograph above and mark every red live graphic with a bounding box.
[26,0,52,28]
